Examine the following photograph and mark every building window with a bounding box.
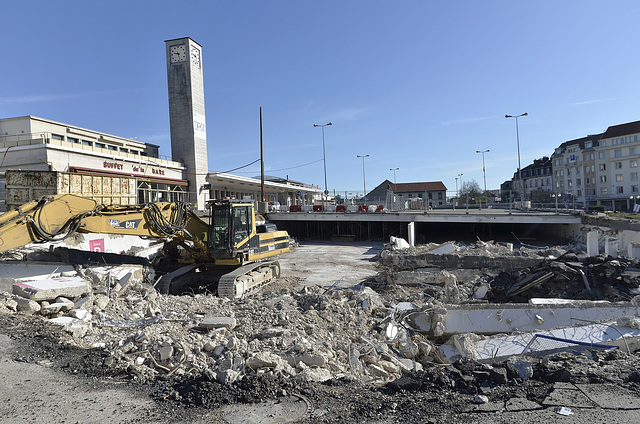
[616,174,623,182]
[600,175,607,183]
[108,145,117,151]
[568,180,573,187]
[599,152,606,159]
[632,160,638,168]
[601,187,608,195]
[602,141,608,147]
[585,141,592,148]
[615,149,622,157]
[67,137,79,143]
[632,172,638,181]
[51,134,64,140]
[615,162,623,169]
[576,178,581,186]
[95,142,106,149]
[599,164,606,171]
[82,140,92,146]
[631,147,636,155]
[633,185,639,193]
[617,186,624,194]
[586,177,590,184]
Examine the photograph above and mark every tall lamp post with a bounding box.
[313,122,332,205]
[476,149,490,209]
[390,167,399,185]
[505,113,528,206]
[458,173,463,207]
[358,155,369,205]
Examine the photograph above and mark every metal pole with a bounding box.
[476,149,490,209]
[358,155,369,205]
[506,113,528,207]
[458,173,463,208]
[314,122,332,205]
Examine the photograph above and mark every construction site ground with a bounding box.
[2,240,640,423]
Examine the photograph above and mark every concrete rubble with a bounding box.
[1,236,640,393]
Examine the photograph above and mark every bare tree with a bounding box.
[460,179,482,203]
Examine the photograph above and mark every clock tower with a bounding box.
[165,37,208,209]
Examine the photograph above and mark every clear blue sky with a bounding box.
[2,1,640,198]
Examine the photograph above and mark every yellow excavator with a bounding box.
[0,194,290,298]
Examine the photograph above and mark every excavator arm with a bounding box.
[0,194,210,259]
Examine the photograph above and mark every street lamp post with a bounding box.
[458,173,463,208]
[454,177,459,210]
[505,113,528,207]
[390,167,399,185]
[476,149,490,210]
[358,155,369,205]
[313,122,332,205]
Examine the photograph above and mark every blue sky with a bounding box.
[2,1,640,198]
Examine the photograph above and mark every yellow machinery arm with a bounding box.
[0,194,210,258]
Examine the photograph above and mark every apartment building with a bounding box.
[594,120,640,211]
[551,134,602,208]
[511,156,552,202]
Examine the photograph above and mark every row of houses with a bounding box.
[501,119,640,211]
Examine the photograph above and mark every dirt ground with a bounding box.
[2,241,640,423]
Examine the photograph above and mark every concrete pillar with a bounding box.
[628,242,640,260]
[408,222,415,247]
[605,236,618,257]
[587,231,599,257]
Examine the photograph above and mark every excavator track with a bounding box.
[218,261,281,298]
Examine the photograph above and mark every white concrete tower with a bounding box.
[165,37,209,209]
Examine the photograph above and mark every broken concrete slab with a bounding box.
[199,317,237,330]
[412,301,640,337]
[428,242,457,255]
[0,263,77,293]
[440,320,640,362]
[13,277,90,302]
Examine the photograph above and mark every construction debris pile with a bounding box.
[1,238,640,395]
[0,260,440,386]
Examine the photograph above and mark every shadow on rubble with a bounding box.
[488,252,640,303]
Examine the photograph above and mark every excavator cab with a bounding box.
[209,199,256,262]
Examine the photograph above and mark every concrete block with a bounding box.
[286,353,326,368]
[429,242,457,255]
[605,237,619,257]
[629,242,640,260]
[13,277,90,301]
[16,298,41,314]
[49,316,89,338]
[199,317,237,330]
[587,231,599,257]
[40,300,74,316]
[246,352,284,369]
[157,346,173,361]
[407,222,415,247]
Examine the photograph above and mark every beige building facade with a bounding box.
[0,116,187,210]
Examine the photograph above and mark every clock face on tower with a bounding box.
[170,44,186,63]
[190,46,201,68]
